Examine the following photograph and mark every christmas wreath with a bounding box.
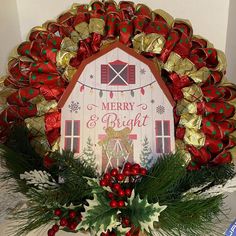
[0,1,236,236]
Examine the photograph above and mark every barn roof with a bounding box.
[58,42,175,108]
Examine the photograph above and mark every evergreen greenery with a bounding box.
[0,126,234,236]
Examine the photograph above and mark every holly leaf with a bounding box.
[78,193,120,235]
[127,191,167,234]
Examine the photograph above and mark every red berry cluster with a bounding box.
[100,163,147,209]
[99,163,147,236]
[48,208,82,236]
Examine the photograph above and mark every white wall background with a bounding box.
[0,0,235,235]
[0,0,21,76]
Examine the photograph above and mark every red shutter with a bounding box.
[128,65,135,84]
[101,65,109,84]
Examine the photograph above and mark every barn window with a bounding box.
[155,120,171,154]
[64,120,80,153]
[101,60,135,86]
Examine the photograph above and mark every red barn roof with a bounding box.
[58,42,175,108]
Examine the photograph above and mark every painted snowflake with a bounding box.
[156,105,165,114]
[69,101,80,113]
[140,68,146,75]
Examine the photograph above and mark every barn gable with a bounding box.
[58,42,175,172]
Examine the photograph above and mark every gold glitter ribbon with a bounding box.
[179,113,202,130]
[184,128,205,147]
[56,50,77,69]
[175,139,192,163]
[61,37,78,52]
[133,33,166,54]
[152,9,174,27]
[37,99,58,117]
[215,50,227,72]
[182,84,203,102]
[176,99,197,115]
[188,67,211,84]
[25,116,46,137]
[75,22,90,39]
[63,65,77,82]
[89,18,105,35]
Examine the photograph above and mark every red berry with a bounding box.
[113,183,121,191]
[60,218,68,227]
[123,169,131,176]
[122,218,130,227]
[126,231,131,236]
[48,229,55,236]
[69,222,78,231]
[131,168,139,175]
[132,164,140,170]
[117,173,125,181]
[118,200,125,208]
[69,210,77,219]
[125,189,132,197]
[110,231,116,236]
[110,200,118,208]
[78,214,82,221]
[110,168,119,177]
[118,189,125,197]
[100,179,108,187]
[140,168,147,175]
[104,173,111,180]
[108,192,114,199]
[52,224,59,232]
[124,162,132,169]
[54,208,62,217]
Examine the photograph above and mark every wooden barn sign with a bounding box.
[58,42,175,172]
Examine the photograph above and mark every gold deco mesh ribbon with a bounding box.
[89,18,105,35]
[133,33,166,54]
[25,116,46,137]
[176,99,197,115]
[30,135,51,157]
[182,84,203,102]
[175,139,192,164]
[184,128,205,147]
[179,113,202,130]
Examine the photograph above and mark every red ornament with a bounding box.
[100,179,108,187]
[110,168,119,177]
[69,210,77,219]
[59,218,68,227]
[118,200,125,208]
[110,200,118,208]
[118,189,126,197]
[52,224,59,232]
[47,229,55,236]
[54,209,62,217]
[110,91,114,99]
[125,189,132,197]
[117,173,125,181]
[140,87,145,95]
[113,183,121,191]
